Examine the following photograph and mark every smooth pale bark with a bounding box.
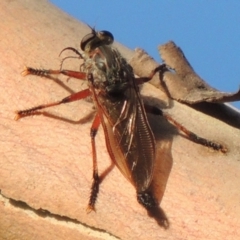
[0,1,240,240]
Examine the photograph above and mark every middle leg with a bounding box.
[15,88,91,120]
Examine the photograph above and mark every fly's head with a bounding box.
[82,29,134,97]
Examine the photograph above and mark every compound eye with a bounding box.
[81,30,114,52]
[98,31,114,45]
[81,32,95,51]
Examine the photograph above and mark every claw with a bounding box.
[86,205,95,214]
[21,66,31,76]
[14,111,21,121]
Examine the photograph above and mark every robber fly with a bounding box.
[15,28,226,224]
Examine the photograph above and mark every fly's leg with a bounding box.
[15,88,91,120]
[59,47,84,69]
[87,113,101,213]
[144,105,227,153]
[22,66,87,80]
[16,67,89,118]
[59,47,84,59]
[134,64,168,85]
[134,64,227,153]
[17,67,102,212]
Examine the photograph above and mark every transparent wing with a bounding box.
[96,86,156,192]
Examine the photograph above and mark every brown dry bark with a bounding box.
[1,1,240,240]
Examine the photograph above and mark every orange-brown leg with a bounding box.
[22,66,87,80]
[16,65,90,119]
[15,88,91,120]
[144,104,227,153]
[87,113,101,213]
[134,64,167,85]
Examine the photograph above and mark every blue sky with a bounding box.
[50,1,240,109]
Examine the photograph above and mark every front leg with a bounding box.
[22,66,87,80]
[134,64,168,85]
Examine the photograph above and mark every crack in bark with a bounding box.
[0,191,120,240]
